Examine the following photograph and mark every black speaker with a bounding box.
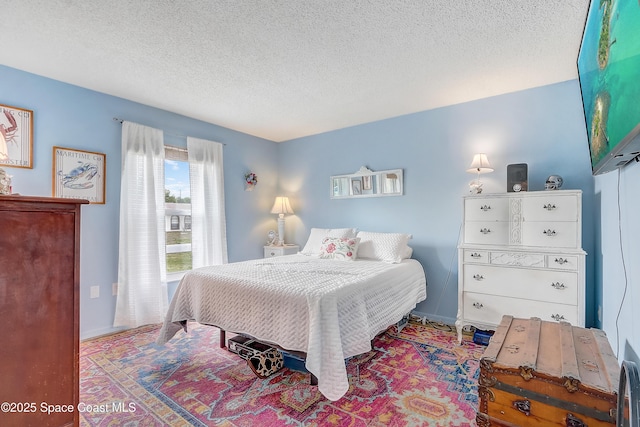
[507,163,528,192]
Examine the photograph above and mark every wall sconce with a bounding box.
[466,153,494,194]
[270,196,294,245]
[244,172,258,191]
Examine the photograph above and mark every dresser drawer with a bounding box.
[264,248,280,258]
[464,221,509,245]
[522,194,578,222]
[263,245,299,258]
[463,264,578,305]
[546,254,579,271]
[522,221,578,248]
[489,251,545,268]
[463,250,488,263]
[464,197,509,221]
[463,292,579,326]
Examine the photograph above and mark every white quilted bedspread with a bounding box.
[157,254,427,401]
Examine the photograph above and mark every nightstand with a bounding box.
[264,245,299,258]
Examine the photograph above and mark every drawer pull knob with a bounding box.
[513,399,531,416]
[543,229,557,236]
[470,253,482,259]
[551,314,566,321]
[472,274,484,281]
[543,203,557,211]
[480,228,491,234]
[472,302,484,309]
[554,257,568,265]
[551,282,566,290]
[480,205,491,211]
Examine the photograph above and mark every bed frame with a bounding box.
[216,313,411,386]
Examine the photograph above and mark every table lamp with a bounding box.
[270,196,294,245]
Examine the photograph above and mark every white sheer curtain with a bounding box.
[187,137,228,268]
[114,121,168,328]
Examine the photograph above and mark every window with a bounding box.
[165,146,192,274]
[170,215,180,230]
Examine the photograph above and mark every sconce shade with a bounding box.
[270,196,294,215]
[466,153,494,174]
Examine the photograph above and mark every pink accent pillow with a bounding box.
[319,237,361,261]
[300,228,357,255]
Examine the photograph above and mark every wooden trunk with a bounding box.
[477,315,619,427]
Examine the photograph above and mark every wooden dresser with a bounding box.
[0,196,87,427]
[456,190,586,343]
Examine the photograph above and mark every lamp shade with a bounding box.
[270,196,294,215]
[466,153,494,174]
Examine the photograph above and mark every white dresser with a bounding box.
[456,190,586,343]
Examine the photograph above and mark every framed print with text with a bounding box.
[0,104,33,169]
[53,146,106,204]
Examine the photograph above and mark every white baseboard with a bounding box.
[410,310,456,327]
[81,326,128,341]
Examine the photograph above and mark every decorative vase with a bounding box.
[469,181,483,194]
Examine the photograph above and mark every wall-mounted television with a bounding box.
[577,0,640,175]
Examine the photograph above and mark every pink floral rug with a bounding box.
[80,322,484,426]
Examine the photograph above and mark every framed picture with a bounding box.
[0,104,33,169]
[351,178,362,195]
[362,175,372,190]
[52,146,106,204]
[507,163,528,192]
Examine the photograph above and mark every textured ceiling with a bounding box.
[2,1,589,142]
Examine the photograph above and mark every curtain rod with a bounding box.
[112,117,226,145]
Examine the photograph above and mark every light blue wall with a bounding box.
[6,63,634,360]
[595,164,640,364]
[0,65,280,339]
[277,80,597,326]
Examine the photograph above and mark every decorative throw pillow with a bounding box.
[356,231,413,263]
[300,228,357,255]
[319,237,360,261]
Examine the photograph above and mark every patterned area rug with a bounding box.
[80,321,484,426]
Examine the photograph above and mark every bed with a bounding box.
[157,230,427,401]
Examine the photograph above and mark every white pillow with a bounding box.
[319,237,361,261]
[356,231,413,263]
[300,228,357,255]
[402,246,413,259]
